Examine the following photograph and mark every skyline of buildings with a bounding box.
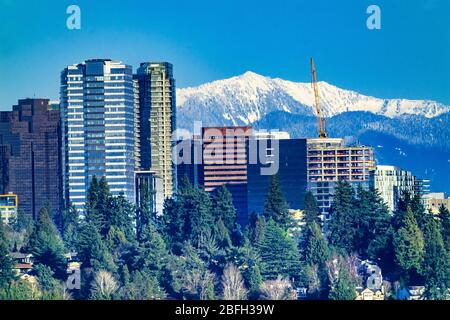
[0,57,445,224]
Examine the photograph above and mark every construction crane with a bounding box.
[310,58,327,138]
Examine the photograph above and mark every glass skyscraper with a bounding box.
[134,62,176,199]
[247,137,308,225]
[60,59,136,212]
[0,99,63,219]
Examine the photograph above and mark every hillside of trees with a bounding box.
[1,176,450,300]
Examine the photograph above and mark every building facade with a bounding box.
[422,192,450,215]
[0,99,62,219]
[176,138,202,188]
[247,138,308,223]
[307,138,375,219]
[0,193,18,225]
[135,171,164,216]
[370,165,416,213]
[198,127,253,225]
[60,59,136,211]
[134,62,176,200]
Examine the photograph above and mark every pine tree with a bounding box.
[354,187,392,259]
[34,263,60,293]
[438,204,450,249]
[85,176,111,234]
[162,197,185,253]
[258,219,302,282]
[302,221,329,266]
[61,204,79,251]
[105,194,136,244]
[214,219,232,248]
[394,192,428,231]
[186,188,214,246]
[252,216,267,244]
[327,180,356,254]
[212,186,237,231]
[303,191,320,226]
[76,222,116,273]
[393,208,425,282]
[263,175,291,229]
[136,178,156,242]
[328,265,357,300]
[28,208,67,279]
[227,242,263,299]
[0,222,15,288]
[421,217,450,299]
[133,222,168,280]
[119,270,166,300]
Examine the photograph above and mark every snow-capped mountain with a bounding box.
[177,71,450,127]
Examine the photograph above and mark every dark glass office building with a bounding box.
[0,99,63,219]
[247,138,308,224]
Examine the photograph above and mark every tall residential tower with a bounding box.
[60,59,136,211]
[134,62,176,200]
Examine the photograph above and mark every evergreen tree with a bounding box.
[105,194,136,244]
[12,209,33,235]
[421,217,450,299]
[263,175,291,229]
[133,222,168,280]
[327,180,356,254]
[410,195,428,230]
[246,213,266,245]
[28,208,67,279]
[85,176,111,233]
[61,204,79,251]
[212,186,237,231]
[34,263,60,293]
[328,265,357,300]
[120,264,131,286]
[393,208,425,282]
[438,204,450,249]
[186,188,214,246]
[227,242,263,299]
[214,219,232,248]
[162,197,185,253]
[197,231,227,273]
[258,219,302,282]
[303,191,320,226]
[76,222,116,273]
[354,187,392,259]
[119,270,166,300]
[136,179,156,242]
[302,221,329,266]
[394,192,428,231]
[0,222,15,288]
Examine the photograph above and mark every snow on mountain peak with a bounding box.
[176,72,450,127]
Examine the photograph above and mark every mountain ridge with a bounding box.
[176,71,450,127]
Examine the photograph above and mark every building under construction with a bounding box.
[307,59,375,219]
[307,138,375,219]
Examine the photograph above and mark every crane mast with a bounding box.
[310,58,327,138]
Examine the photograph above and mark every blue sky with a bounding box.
[0,0,449,109]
